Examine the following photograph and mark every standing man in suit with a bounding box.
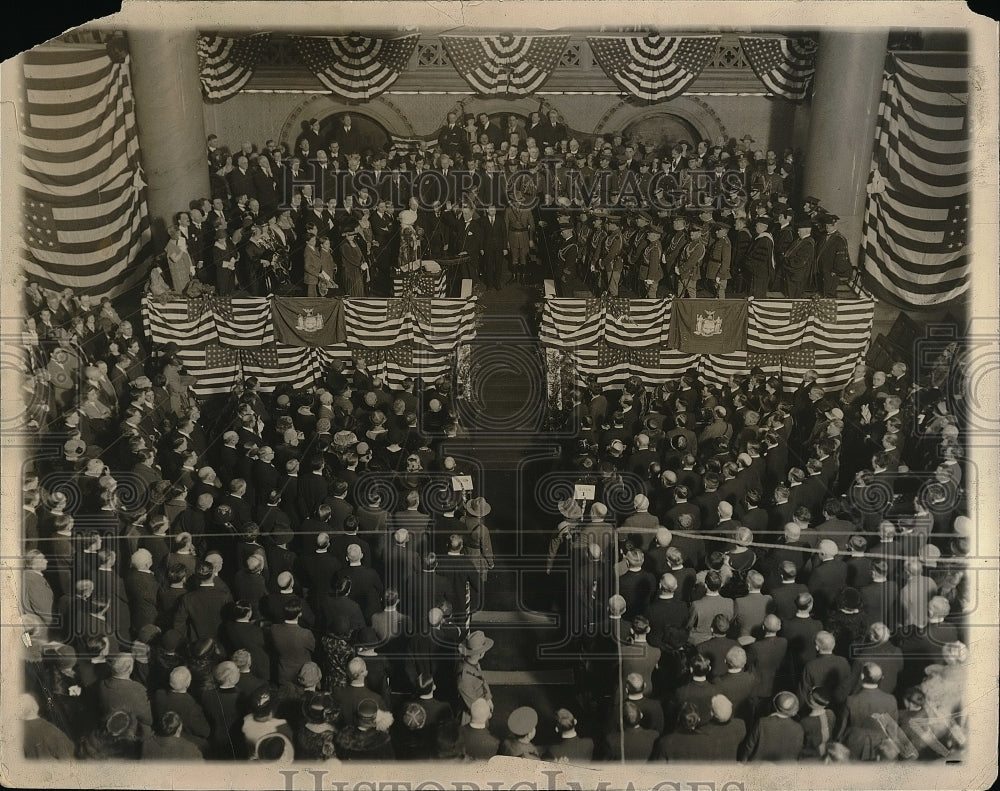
[228,156,255,205]
[479,206,508,291]
[331,113,363,158]
[738,691,804,761]
[783,218,815,298]
[455,204,484,284]
[816,213,852,297]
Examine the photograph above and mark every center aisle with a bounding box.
[442,281,587,741]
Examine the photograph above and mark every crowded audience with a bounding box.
[14,109,970,765]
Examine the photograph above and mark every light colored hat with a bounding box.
[558,498,583,520]
[459,630,495,656]
[465,497,491,518]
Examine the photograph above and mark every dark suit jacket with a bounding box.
[96,676,153,727]
[173,584,233,642]
[801,653,853,707]
[338,564,385,621]
[646,597,690,649]
[296,550,342,600]
[267,621,316,685]
[151,689,211,743]
[739,714,804,761]
[807,558,848,619]
[780,616,823,678]
[747,635,788,698]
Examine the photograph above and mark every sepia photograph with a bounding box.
[1,2,997,789]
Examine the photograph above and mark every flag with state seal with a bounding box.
[668,299,748,354]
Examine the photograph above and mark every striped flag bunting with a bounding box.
[747,299,812,354]
[440,36,569,96]
[541,295,873,392]
[387,295,432,326]
[19,39,152,298]
[587,36,720,102]
[347,299,416,348]
[738,37,818,101]
[197,33,271,102]
[214,298,275,348]
[143,299,219,349]
[539,299,604,349]
[860,52,969,307]
[293,34,418,100]
[246,344,321,392]
[143,296,477,394]
[698,352,750,389]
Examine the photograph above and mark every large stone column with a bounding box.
[803,30,889,261]
[128,29,209,248]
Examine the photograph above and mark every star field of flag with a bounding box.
[440,36,568,96]
[739,37,818,101]
[587,36,720,102]
[293,34,418,100]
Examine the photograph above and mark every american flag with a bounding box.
[861,52,969,307]
[19,38,152,298]
[393,271,448,298]
[587,36,720,102]
[145,296,477,393]
[440,36,569,96]
[214,298,276,348]
[293,34,419,100]
[389,134,438,158]
[738,37,818,101]
[541,295,872,391]
[197,33,271,102]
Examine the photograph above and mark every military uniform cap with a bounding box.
[507,706,538,736]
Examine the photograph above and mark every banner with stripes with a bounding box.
[389,134,438,159]
[541,295,873,391]
[393,270,448,298]
[19,38,152,298]
[143,296,477,393]
[738,37,818,101]
[440,36,568,96]
[587,36,720,102]
[860,52,969,307]
[539,298,666,349]
[215,298,275,347]
[197,33,271,102]
[293,34,419,101]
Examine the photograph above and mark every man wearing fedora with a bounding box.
[456,630,494,718]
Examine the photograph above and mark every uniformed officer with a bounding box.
[557,224,578,284]
[501,706,541,759]
[586,212,607,291]
[783,217,816,298]
[639,224,664,299]
[456,630,494,716]
[662,214,688,295]
[601,216,625,296]
[676,223,706,298]
[706,217,733,299]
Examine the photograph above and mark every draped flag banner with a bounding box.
[271,297,347,346]
[668,299,748,354]
[541,295,872,392]
[440,35,569,96]
[145,296,477,393]
[738,36,818,101]
[389,134,438,158]
[860,52,969,307]
[293,34,418,100]
[197,33,271,102]
[19,38,152,298]
[587,36,720,101]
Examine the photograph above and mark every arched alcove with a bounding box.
[280,94,417,150]
[593,97,728,150]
